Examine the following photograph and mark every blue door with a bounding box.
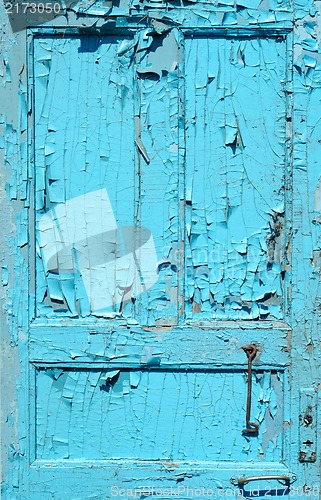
[2,0,321,498]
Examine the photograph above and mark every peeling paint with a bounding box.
[184,36,287,321]
[35,368,283,460]
[1,0,321,496]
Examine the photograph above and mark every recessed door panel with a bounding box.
[185,37,287,321]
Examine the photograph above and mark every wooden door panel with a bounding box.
[185,36,288,321]
[35,35,137,319]
[35,34,181,326]
[2,0,321,491]
[29,27,294,498]
[35,367,284,461]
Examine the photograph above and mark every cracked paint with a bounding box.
[184,36,287,320]
[34,32,181,325]
[36,367,283,461]
[34,33,288,323]
[1,0,321,496]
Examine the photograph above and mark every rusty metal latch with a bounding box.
[242,344,259,435]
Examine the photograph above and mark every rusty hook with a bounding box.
[242,344,259,435]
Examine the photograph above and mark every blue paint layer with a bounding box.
[1,0,321,496]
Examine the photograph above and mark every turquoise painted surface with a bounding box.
[36,368,283,461]
[34,33,288,323]
[34,36,136,318]
[1,0,321,497]
[185,36,287,320]
[34,34,181,324]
